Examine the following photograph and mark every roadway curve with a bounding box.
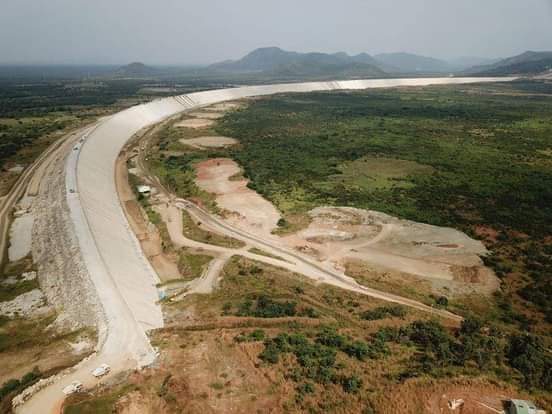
[19,76,514,413]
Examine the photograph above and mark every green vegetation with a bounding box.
[177,252,213,281]
[376,317,552,392]
[0,116,70,167]
[0,367,41,411]
[323,156,433,192]
[0,255,38,302]
[360,305,407,321]
[237,294,297,318]
[259,326,388,393]
[181,209,244,249]
[0,278,39,303]
[234,329,266,343]
[0,314,56,352]
[216,81,552,325]
[233,294,318,319]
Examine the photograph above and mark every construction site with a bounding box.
[1,76,549,414]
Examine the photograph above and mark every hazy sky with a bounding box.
[2,0,551,65]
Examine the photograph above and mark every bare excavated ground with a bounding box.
[8,210,34,262]
[179,136,238,149]
[195,158,282,238]
[187,111,225,120]
[175,118,214,129]
[282,207,499,296]
[115,329,284,414]
[202,102,243,112]
[173,101,244,130]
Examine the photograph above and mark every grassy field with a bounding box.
[212,81,552,331]
[178,252,213,281]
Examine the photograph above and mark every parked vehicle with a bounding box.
[62,381,83,395]
[92,364,111,377]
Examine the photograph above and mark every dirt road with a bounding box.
[174,200,463,321]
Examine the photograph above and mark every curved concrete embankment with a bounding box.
[72,76,515,365]
[19,76,514,413]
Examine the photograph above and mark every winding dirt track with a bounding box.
[17,77,515,413]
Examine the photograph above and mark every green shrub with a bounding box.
[360,305,407,320]
[339,375,362,393]
[235,329,266,343]
[237,295,297,318]
[508,334,552,390]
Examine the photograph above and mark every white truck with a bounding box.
[62,381,83,395]
[92,364,111,378]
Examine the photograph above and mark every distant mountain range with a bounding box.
[373,52,452,73]
[207,47,508,78]
[113,48,552,81]
[467,51,552,75]
[208,47,385,79]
